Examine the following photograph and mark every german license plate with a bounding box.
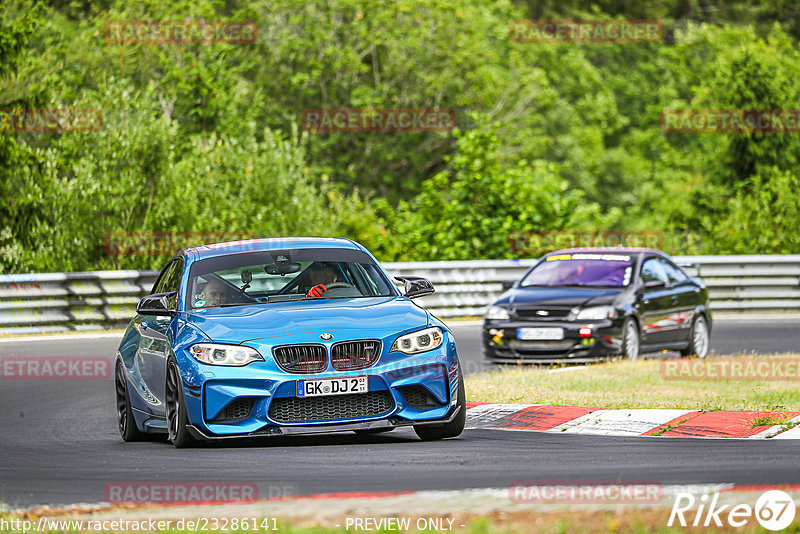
[517,327,564,341]
[297,376,368,397]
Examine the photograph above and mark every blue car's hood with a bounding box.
[182,297,429,344]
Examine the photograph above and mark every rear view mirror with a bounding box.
[136,292,176,316]
[394,276,435,299]
[265,262,301,276]
[501,280,515,291]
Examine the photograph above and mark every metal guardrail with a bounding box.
[1,255,799,335]
[0,271,159,335]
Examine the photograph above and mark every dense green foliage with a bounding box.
[1,0,799,272]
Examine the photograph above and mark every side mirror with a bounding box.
[501,280,515,291]
[643,279,666,291]
[394,276,435,299]
[137,292,177,316]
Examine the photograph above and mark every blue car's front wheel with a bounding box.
[166,358,196,448]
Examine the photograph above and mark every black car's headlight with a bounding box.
[569,305,617,321]
[485,306,510,320]
[391,327,443,354]
[189,343,265,366]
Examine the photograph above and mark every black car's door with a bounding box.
[637,256,675,346]
[659,257,700,343]
[136,258,182,417]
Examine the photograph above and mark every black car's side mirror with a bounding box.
[643,279,666,291]
[500,280,515,291]
[137,291,177,316]
[394,276,435,299]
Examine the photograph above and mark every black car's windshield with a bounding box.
[520,253,633,288]
[186,248,396,310]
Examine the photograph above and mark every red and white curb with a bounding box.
[465,402,800,439]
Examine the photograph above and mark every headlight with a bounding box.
[188,343,265,366]
[485,306,510,320]
[390,327,443,354]
[571,306,616,321]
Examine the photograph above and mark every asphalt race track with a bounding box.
[0,317,798,508]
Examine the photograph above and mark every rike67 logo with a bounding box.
[669,490,796,531]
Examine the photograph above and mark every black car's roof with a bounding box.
[546,247,667,257]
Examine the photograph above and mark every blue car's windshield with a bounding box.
[186,248,396,310]
[520,253,633,288]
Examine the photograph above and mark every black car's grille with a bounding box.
[509,340,576,350]
[210,398,255,423]
[514,307,572,320]
[398,385,445,409]
[488,344,584,360]
[268,391,394,423]
[273,344,327,373]
[331,340,381,371]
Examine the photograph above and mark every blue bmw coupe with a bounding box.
[114,237,465,447]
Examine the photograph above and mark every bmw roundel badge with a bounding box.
[320,333,333,340]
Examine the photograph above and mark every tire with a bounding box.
[166,358,196,448]
[115,360,146,442]
[681,315,710,359]
[621,318,641,361]
[413,371,466,441]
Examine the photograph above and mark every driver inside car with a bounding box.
[200,277,230,307]
[306,264,338,297]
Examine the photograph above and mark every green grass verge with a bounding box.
[465,356,800,411]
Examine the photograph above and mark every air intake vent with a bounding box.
[331,340,381,370]
[273,344,327,373]
[398,385,445,409]
[210,398,254,423]
[514,307,572,320]
[268,391,394,423]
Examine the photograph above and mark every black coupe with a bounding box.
[483,248,711,363]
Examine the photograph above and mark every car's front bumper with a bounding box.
[175,330,461,439]
[186,402,463,440]
[482,318,625,363]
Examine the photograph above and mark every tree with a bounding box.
[374,119,613,261]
